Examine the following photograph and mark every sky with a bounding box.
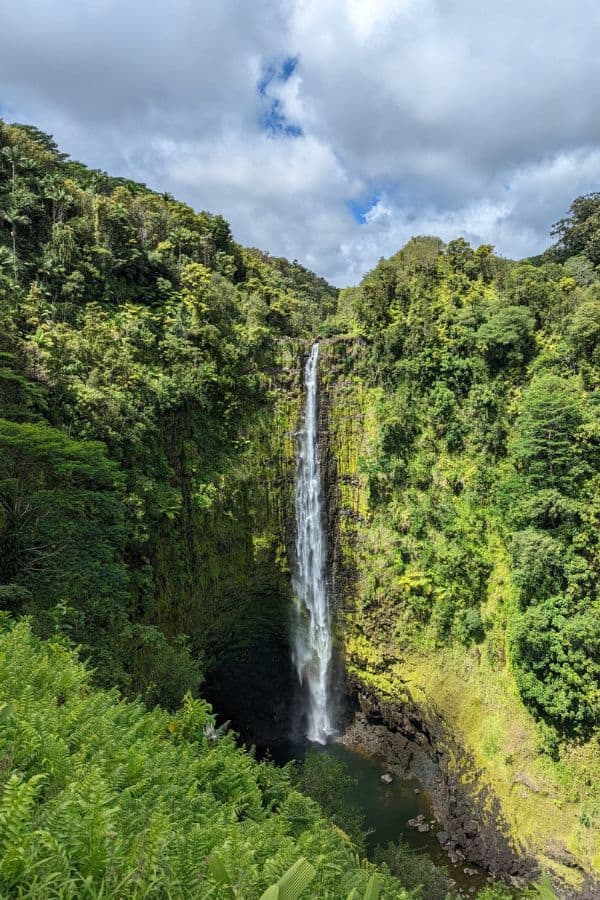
[1,0,599,286]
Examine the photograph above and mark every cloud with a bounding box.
[1,0,600,284]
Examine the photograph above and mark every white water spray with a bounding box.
[292,342,334,744]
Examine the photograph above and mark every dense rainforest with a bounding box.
[0,119,337,705]
[335,230,600,740]
[0,118,598,897]
[324,217,600,891]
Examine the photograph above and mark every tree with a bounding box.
[566,298,600,358]
[476,305,535,370]
[0,418,129,679]
[511,594,600,735]
[446,237,480,279]
[551,193,600,265]
[563,254,597,286]
[512,375,584,489]
[504,263,559,322]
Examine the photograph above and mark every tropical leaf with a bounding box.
[260,858,316,900]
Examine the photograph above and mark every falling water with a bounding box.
[292,342,334,744]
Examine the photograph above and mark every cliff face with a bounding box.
[319,337,371,617]
[150,341,303,668]
[317,338,599,897]
[198,339,306,745]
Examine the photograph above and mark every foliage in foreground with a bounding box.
[373,840,455,900]
[290,751,370,853]
[0,617,409,899]
[0,617,560,898]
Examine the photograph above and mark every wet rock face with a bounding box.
[345,682,538,888]
[342,711,415,773]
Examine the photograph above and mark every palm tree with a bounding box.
[1,145,36,281]
[0,198,30,281]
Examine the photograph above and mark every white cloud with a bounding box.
[345,0,419,40]
[1,0,600,285]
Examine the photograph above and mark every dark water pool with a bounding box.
[205,662,491,896]
[311,741,490,896]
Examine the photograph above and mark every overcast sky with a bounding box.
[1,0,599,285]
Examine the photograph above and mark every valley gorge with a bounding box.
[1,120,599,899]
[207,335,599,898]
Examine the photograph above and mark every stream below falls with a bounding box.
[263,733,489,897]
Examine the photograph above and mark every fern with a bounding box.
[260,858,316,900]
[0,620,410,898]
[0,772,45,885]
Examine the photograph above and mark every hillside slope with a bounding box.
[0,119,333,704]
[322,229,600,889]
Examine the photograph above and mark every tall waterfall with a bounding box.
[292,342,334,744]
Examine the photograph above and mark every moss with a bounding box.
[148,341,303,673]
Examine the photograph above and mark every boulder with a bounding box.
[464,819,479,837]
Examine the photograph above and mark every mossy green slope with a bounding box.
[319,228,600,886]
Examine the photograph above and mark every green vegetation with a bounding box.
[0,617,407,898]
[334,224,600,739]
[0,619,559,898]
[325,201,600,882]
[0,119,597,895]
[373,841,455,900]
[0,119,333,702]
[290,751,369,853]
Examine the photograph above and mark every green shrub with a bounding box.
[0,618,407,899]
[374,841,455,900]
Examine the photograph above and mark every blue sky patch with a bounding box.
[261,98,303,137]
[257,55,302,138]
[257,55,299,96]
[347,194,380,224]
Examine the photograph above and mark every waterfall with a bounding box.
[292,342,334,744]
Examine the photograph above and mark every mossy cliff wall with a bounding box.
[317,338,599,897]
[151,332,598,893]
[149,339,305,671]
